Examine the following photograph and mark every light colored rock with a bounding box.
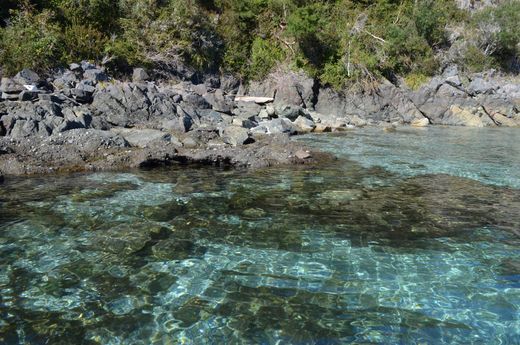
[111,128,171,148]
[293,116,315,133]
[411,118,430,127]
[491,113,520,127]
[448,105,490,127]
[313,123,331,133]
[295,150,312,160]
[258,109,270,119]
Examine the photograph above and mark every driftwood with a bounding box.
[234,96,274,104]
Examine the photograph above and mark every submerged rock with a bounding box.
[94,223,151,255]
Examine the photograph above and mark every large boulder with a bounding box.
[0,78,25,94]
[91,82,178,127]
[220,126,254,146]
[251,118,298,135]
[133,68,150,83]
[203,89,234,113]
[13,69,41,86]
[111,128,173,148]
[248,69,316,108]
[444,105,496,127]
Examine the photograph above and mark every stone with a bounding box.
[18,90,38,102]
[467,77,497,95]
[446,105,495,127]
[182,93,211,109]
[266,105,276,117]
[0,78,24,94]
[111,128,172,148]
[220,74,240,94]
[92,82,177,127]
[133,68,150,83]
[293,116,315,133]
[313,123,331,133]
[258,109,270,119]
[233,101,262,118]
[411,118,430,127]
[274,104,302,121]
[83,68,108,83]
[192,84,208,96]
[349,115,368,127]
[69,63,82,72]
[81,61,96,71]
[295,150,312,159]
[203,89,233,113]
[38,94,62,103]
[181,136,198,148]
[247,69,316,108]
[221,126,254,146]
[252,118,297,135]
[491,113,520,127]
[13,69,40,85]
[94,223,151,255]
[1,92,19,101]
[72,88,94,103]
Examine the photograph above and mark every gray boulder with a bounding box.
[14,69,40,85]
[274,104,303,121]
[111,128,172,148]
[293,116,315,133]
[18,90,39,102]
[467,77,498,95]
[83,68,108,83]
[1,78,25,94]
[133,68,150,83]
[251,118,297,135]
[203,89,234,113]
[91,82,178,127]
[221,126,254,146]
[248,69,316,108]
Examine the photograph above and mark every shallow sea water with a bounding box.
[0,127,519,344]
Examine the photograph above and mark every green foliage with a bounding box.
[471,0,520,68]
[404,72,430,90]
[462,44,496,73]
[414,0,448,47]
[0,9,63,75]
[320,60,349,90]
[61,24,107,62]
[0,0,517,87]
[249,38,285,79]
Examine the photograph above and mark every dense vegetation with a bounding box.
[1,0,519,88]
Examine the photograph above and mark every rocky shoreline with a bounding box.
[1,63,519,180]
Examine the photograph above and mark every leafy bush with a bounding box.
[249,38,285,79]
[0,0,518,87]
[0,9,63,75]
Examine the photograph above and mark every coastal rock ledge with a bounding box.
[0,63,519,176]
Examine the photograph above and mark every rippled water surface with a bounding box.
[1,127,519,344]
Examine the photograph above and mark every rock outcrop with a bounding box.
[0,62,519,176]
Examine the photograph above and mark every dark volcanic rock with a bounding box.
[91,82,178,127]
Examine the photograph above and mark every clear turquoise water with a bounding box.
[1,127,519,344]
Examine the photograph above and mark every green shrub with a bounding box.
[61,24,107,62]
[462,44,496,73]
[249,38,285,79]
[0,9,63,75]
[404,72,430,90]
[320,60,349,90]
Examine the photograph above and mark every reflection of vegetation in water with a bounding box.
[0,160,519,344]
